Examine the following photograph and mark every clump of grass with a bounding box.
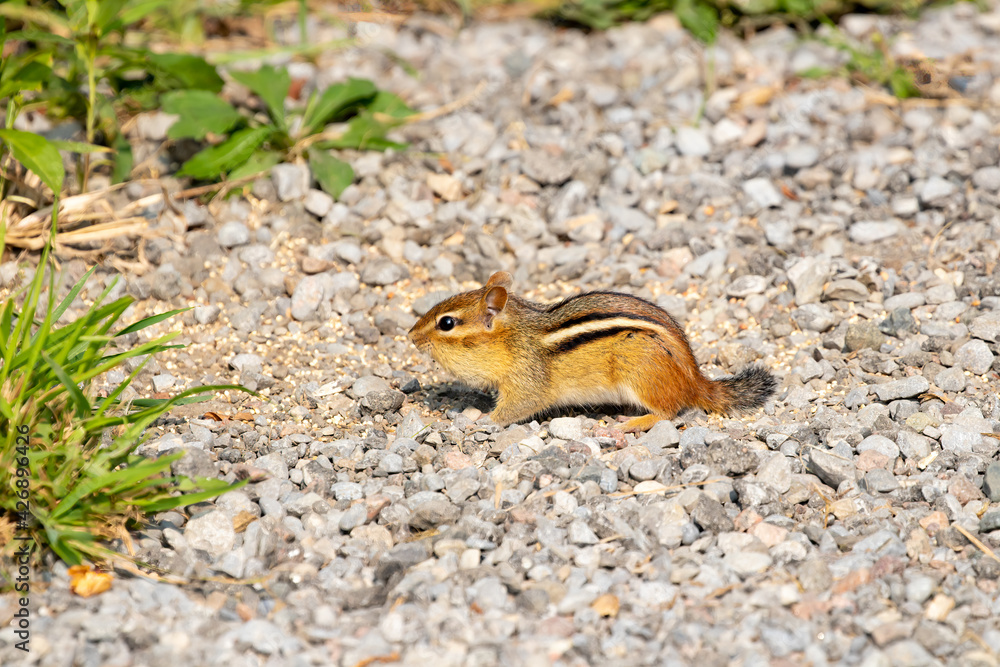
[0,244,247,574]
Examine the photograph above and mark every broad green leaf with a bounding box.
[161,90,242,140]
[177,126,272,180]
[230,65,291,130]
[0,60,52,100]
[323,114,406,152]
[675,0,718,44]
[367,91,414,119]
[300,78,377,136]
[147,52,224,92]
[227,149,283,181]
[309,151,354,200]
[0,129,64,192]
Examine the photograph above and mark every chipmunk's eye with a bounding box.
[437,316,456,331]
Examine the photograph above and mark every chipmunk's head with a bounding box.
[408,271,513,387]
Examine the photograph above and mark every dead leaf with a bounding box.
[233,510,258,533]
[547,86,574,107]
[69,565,113,597]
[592,593,620,617]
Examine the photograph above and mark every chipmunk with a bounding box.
[408,271,776,432]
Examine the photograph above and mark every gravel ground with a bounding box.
[5,4,1000,666]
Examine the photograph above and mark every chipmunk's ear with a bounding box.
[483,285,508,326]
[485,271,513,290]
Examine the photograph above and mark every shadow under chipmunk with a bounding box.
[414,380,686,430]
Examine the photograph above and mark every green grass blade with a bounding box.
[115,307,190,336]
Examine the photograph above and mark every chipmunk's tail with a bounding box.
[699,365,777,415]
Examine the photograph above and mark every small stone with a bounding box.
[743,178,783,208]
[230,353,264,374]
[217,221,251,248]
[303,189,334,217]
[969,311,1000,343]
[360,259,409,286]
[983,462,1000,502]
[567,520,599,545]
[548,417,584,441]
[727,275,768,298]
[824,279,869,302]
[807,448,855,489]
[935,366,966,392]
[787,256,832,305]
[639,420,680,448]
[184,510,236,559]
[849,220,903,244]
[194,305,221,325]
[785,144,820,169]
[918,176,957,205]
[873,376,929,402]
[860,469,900,493]
[272,163,310,201]
[290,275,325,321]
[879,308,918,337]
[954,339,995,375]
[690,496,732,534]
[973,166,1000,192]
[408,499,460,530]
[884,292,926,310]
[792,303,835,332]
[675,127,711,157]
[351,376,391,398]
[980,509,1000,533]
[360,390,405,415]
[896,430,932,460]
[845,321,887,352]
[857,434,900,460]
[939,425,982,453]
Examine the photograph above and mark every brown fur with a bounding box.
[408,272,776,432]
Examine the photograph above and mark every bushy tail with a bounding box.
[702,365,777,415]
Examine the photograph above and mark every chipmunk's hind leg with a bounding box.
[617,333,692,433]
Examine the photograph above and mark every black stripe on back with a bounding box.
[554,326,647,353]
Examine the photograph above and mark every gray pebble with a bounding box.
[969,311,1000,343]
[217,221,251,248]
[883,292,926,310]
[807,448,855,489]
[983,462,1000,502]
[743,177,783,208]
[918,176,957,205]
[290,275,325,321]
[872,376,929,402]
[954,339,995,375]
[184,510,235,558]
[675,127,711,157]
[361,259,409,286]
[845,321,887,352]
[272,163,310,201]
[848,220,902,243]
[787,256,832,305]
[548,417,584,441]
